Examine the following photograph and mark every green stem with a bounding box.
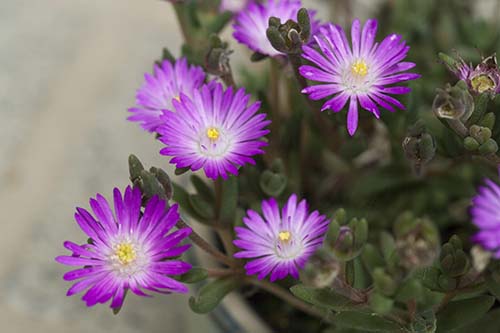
[207,267,244,278]
[246,277,329,320]
[176,219,237,267]
[213,179,237,256]
[172,4,194,45]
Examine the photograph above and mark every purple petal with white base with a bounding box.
[233,194,330,282]
[233,0,321,57]
[471,173,500,258]
[300,19,420,136]
[128,58,205,132]
[157,82,270,180]
[55,186,192,309]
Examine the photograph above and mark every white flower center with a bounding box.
[198,126,231,158]
[342,58,373,94]
[274,230,303,259]
[109,236,148,277]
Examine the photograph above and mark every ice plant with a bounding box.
[300,19,420,135]
[128,58,205,132]
[55,186,192,308]
[446,54,500,95]
[220,0,249,13]
[233,194,330,281]
[157,82,270,180]
[471,172,500,257]
[233,0,319,57]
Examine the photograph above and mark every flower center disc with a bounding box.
[471,74,495,93]
[278,230,291,243]
[115,242,137,265]
[351,60,369,77]
[206,127,220,141]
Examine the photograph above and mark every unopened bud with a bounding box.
[478,138,499,155]
[464,136,480,151]
[432,82,474,121]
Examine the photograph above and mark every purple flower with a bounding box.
[233,194,330,281]
[448,54,500,96]
[128,58,205,132]
[300,19,420,136]
[471,173,500,257]
[157,82,270,180]
[220,0,249,13]
[55,186,192,309]
[233,0,320,57]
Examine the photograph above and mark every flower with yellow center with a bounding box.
[351,60,368,77]
[115,242,136,265]
[206,127,220,141]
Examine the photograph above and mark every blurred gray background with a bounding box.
[1,0,498,332]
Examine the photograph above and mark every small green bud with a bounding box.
[402,123,436,172]
[449,235,463,250]
[266,26,287,53]
[373,268,397,296]
[440,236,471,278]
[128,154,145,182]
[469,125,492,144]
[479,113,496,129]
[297,8,311,42]
[370,292,394,315]
[464,136,480,151]
[478,138,499,155]
[333,208,347,225]
[268,16,281,28]
[259,170,287,197]
[204,35,234,79]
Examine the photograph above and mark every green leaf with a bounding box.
[361,244,385,275]
[334,311,402,332]
[220,175,238,226]
[172,183,205,221]
[436,295,495,332]
[189,277,240,314]
[190,175,214,203]
[453,308,500,333]
[380,232,396,262]
[177,267,208,284]
[485,275,500,301]
[188,194,215,220]
[206,11,233,34]
[128,154,144,182]
[290,284,359,312]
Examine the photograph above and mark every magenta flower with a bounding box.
[471,173,500,257]
[300,19,420,135]
[233,0,320,57]
[128,58,205,132]
[220,0,249,13]
[233,194,329,281]
[157,82,270,180]
[55,186,192,309]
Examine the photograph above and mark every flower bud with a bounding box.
[478,138,499,155]
[394,213,440,271]
[204,35,234,79]
[464,136,480,151]
[402,123,436,173]
[266,8,312,55]
[439,236,470,278]
[328,216,368,261]
[432,82,474,121]
[469,125,492,144]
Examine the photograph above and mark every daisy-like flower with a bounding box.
[220,0,249,13]
[300,19,420,136]
[447,54,500,96]
[55,186,192,308]
[471,172,500,257]
[233,0,319,57]
[233,194,330,281]
[128,58,205,132]
[157,82,270,180]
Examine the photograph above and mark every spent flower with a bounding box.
[55,187,192,309]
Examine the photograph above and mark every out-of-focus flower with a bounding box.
[220,0,250,13]
[128,58,205,132]
[233,194,330,281]
[300,19,420,135]
[157,82,270,180]
[446,54,500,96]
[233,0,319,57]
[471,172,500,257]
[55,187,192,309]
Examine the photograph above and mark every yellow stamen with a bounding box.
[115,242,136,265]
[206,127,220,141]
[471,74,495,94]
[351,60,368,77]
[278,231,291,242]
